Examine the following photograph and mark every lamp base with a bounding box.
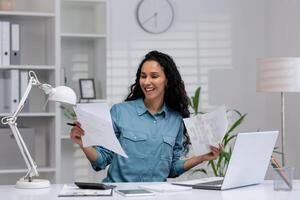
[16,178,50,189]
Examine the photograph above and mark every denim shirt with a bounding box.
[90,98,186,182]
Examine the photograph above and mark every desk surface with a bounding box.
[1,180,299,200]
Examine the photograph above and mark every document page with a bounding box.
[58,184,112,197]
[73,102,127,158]
[183,105,228,155]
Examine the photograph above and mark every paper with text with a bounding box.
[183,105,228,155]
[58,184,112,197]
[73,102,127,158]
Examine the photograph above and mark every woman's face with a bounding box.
[139,60,167,103]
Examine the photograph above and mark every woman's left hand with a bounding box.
[183,143,224,171]
[202,144,223,161]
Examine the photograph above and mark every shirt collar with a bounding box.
[135,98,168,118]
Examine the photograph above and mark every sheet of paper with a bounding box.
[183,105,228,155]
[73,102,127,158]
[58,184,112,197]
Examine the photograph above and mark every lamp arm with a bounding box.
[8,122,38,179]
[1,71,41,181]
[12,73,40,121]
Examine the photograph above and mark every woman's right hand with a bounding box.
[69,121,99,161]
[70,121,84,148]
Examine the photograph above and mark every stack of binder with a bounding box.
[0,21,20,66]
[0,21,26,113]
[0,69,29,113]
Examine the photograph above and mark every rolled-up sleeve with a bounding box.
[168,122,186,177]
[89,105,120,171]
[90,146,114,171]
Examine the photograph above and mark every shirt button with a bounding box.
[134,136,137,139]
[153,121,157,124]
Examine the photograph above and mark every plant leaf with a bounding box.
[227,109,242,117]
[193,87,201,114]
[217,152,224,168]
[222,151,231,161]
[227,113,247,134]
[208,160,218,176]
[223,134,237,147]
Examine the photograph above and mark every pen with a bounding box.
[66,122,76,127]
[271,156,292,189]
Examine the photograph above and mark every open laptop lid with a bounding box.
[221,131,278,190]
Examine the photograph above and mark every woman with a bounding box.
[70,50,222,182]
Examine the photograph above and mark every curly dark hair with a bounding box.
[125,50,191,153]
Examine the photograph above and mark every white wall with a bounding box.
[107,0,300,178]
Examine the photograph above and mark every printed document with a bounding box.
[58,184,112,197]
[73,102,127,158]
[183,105,228,155]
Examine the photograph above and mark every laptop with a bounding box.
[173,131,278,190]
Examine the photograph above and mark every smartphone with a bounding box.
[115,189,155,197]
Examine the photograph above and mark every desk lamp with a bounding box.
[257,57,300,166]
[1,71,77,189]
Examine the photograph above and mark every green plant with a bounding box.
[188,86,247,177]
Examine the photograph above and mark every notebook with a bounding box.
[173,131,278,190]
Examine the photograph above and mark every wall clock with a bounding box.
[136,0,174,34]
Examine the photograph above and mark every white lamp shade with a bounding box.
[257,57,300,92]
[48,86,77,105]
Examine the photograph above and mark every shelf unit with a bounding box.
[0,11,55,17]
[0,0,58,185]
[59,0,108,183]
[60,0,107,99]
[0,65,56,70]
[0,112,56,117]
[0,0,108,185]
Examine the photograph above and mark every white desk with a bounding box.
[0,181,299,200]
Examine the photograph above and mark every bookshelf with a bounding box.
[59,0,108,183]
[0,0,57,185]
[0,0,108,184]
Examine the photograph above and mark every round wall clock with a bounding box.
[136,0,174,34]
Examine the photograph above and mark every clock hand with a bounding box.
[141,12,158,25]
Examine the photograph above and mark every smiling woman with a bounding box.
[139,60,167,114]
[69,50,223,183]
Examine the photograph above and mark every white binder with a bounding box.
[10,23,20,65]
[3,69,19,113]
[2,21,10,66]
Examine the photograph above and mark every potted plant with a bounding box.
[188,87,247,177]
